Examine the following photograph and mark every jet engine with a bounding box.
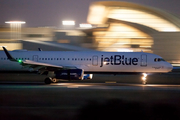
[55,69,84,80]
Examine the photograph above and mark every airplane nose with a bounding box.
[167,63,173,72]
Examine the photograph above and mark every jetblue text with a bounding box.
[100,55,138,67]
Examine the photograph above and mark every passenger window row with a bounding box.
[1,57,92,61]
[1,58,30,60]
[39,58,92,61]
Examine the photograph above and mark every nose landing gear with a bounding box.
[44,77,57,84]
[142,73,147,85]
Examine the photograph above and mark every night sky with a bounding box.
[1,0,180,28]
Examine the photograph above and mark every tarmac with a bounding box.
[0,72,180,120]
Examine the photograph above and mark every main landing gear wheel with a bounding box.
[44,77,52,84]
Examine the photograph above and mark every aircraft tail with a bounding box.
[2,47,17,61]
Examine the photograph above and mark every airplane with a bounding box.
[0,47,173,84]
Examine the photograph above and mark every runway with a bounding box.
[1,73,180,120]
[1,82,180,91]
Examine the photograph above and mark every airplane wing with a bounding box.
[2,47,76,71]
[20,60,63,71]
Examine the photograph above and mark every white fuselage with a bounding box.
[0,51,173,73]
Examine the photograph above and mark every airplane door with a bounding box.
[33,55,38,62]
[141,54,147,67]
[92,56,98,66]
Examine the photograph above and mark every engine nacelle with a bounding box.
[83,74,93,79]
[55,69,84,80]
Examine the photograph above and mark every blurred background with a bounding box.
[0,1,180,65]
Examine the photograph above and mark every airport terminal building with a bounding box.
[1,1,180,64]
[85,1,180,64]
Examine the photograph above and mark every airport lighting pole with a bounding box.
[5,21,26,40]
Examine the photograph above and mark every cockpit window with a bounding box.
[154,58,158,62]
[154,58,165,62]
[159,58,165,61]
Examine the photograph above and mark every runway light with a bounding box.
[142,73,147,81]
[142,76,146,81]
[143,73,147,77]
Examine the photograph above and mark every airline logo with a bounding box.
[100,55,138,67]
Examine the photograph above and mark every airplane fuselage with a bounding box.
[0,51,173,73]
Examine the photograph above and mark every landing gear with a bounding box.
[44,71,57,84]
[44,77,57,84]
[44,77,52,84]
[142,73,147,85]
[52,78,57,83]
